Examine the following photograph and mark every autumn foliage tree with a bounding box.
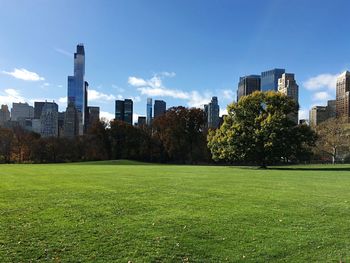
[207,91,316,167]
[152,106,209,163]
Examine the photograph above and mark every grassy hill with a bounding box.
[1,162,350,262]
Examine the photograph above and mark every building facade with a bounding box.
[146,98,152,126]
[137,116,146,126]
[278,73,299,123]
[11,102,34,121]
[67,44,86,135]
[114,99,133,125]
[261,68,285,92]
[237,75,261,101]
[34,102,45,119]
[40,102,58,137]
[205,96,220,129]
[64,102,80,138]
[336,71,350,120]
[309,106,328,127]
[85,106,100,132]
[154,100,166,119]
[0,105,10,125]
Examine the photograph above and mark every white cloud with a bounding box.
[0,89,25,105]
[128,76,149,87]
[160,71,176,78]
[219,108,228,116]
[299,109,309,120]
[303,73,338,91]
[133,113,140,123]
[88,89,116,102]
[100,111,114,122]
[221,89,235,100]
[54,48,73,57]
[313,91,331,101]
[2,68,45,81]
[112,84,125,93]
[128,73,212,107]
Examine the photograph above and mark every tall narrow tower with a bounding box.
[67,44,86,135]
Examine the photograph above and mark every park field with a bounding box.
[1,161,350,262]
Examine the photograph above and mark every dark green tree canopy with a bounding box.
[207,91,316,167]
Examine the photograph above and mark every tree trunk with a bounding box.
[332,146,337,164]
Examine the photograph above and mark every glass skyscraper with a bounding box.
[237,75,261,101]
[261,68,285,92]
[146,98,152,126]
[154,100,166,119]
[67,44,86,134]
[114,99,133,125]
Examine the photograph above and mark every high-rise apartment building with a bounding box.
[237,75,261,101]
[137,116,146,126]
[11,102,34,121]
[205,97,220,129]
[336,71,350,120]
[114,99,133,125]
[67,44,86,135]
[85,106,100,132]
[327,100,336,118]
[146,98,152,126]
[154,100,166,119]
[0,105,10,125]
[278,73,299,123]
[309,106,328,127]
[309,99,336,127]
[64,102,80,138]
[40,101,58,137]
[261,68,285,92]
[34,102,45,119]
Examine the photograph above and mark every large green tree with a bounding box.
[207,91,316,167]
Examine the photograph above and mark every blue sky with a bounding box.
[0,0,349,121]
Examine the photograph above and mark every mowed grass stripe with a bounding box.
[1,162,350,262]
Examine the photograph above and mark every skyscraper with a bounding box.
[146,98,152,126]
[205,97,220,129]
[85,106,100,132]
[0,105,10,125]
[137,116,146,126]
[278,73,299,123]
[309,100,336,127]
[309,106,328,127]
[154,100,166,119]
[67,44,86,135]
[237,75,261,101]
[11,102,34,121]
[40,101,58,137]
[34,102,45,119]
[261,68,285,92]
[114,99,133,125]
[64,102,80,138]
[336,71,350,120]
[124,99,133,125]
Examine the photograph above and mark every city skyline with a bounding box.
[1,1,350,121]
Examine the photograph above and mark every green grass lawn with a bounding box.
[1,161,350,262]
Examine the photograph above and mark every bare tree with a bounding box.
[315,117,350,164]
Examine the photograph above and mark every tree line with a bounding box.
[0,106,210,164]
[1,92,349,165]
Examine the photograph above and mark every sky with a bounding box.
[0,0,349,122]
